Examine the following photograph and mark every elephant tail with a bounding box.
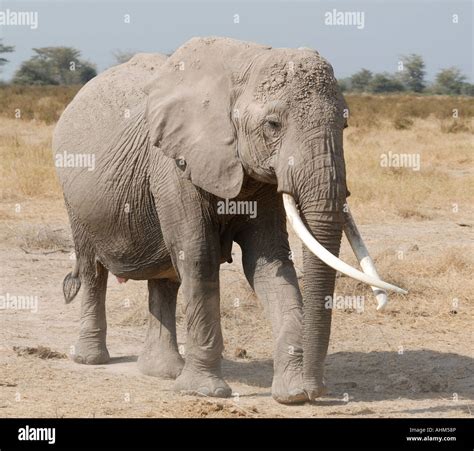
[63,262,81,304]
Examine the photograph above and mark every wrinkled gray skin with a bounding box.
[54,37,349,404]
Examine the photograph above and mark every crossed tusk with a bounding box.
[283,194,408,306]
[343,207,389,310]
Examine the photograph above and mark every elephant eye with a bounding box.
[264,114,282,131]
[267,120,281,129]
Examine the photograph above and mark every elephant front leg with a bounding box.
[138,279,184,379]
[173,259,232,398]
[247,260,306,404]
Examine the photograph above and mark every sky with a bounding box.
[0,0,472,82]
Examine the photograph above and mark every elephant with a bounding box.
[53,37,405,404]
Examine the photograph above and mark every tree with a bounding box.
[337,78,350,92]
[13,47,96,85]
[349,69,373,92]
[0,39,14,72]
[460,83,474,96]
[399,54,426,92]
[111,50,136,65]
[368,73,405,93]
[432,67,468,95]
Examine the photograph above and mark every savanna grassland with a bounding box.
[0,86,473,418]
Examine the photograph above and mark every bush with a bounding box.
[392,116,414,130]
[439,119,470,134]
[350,69,373,92]
[432,68,467,95]
[369,73,405,93]
[337,78,350,93]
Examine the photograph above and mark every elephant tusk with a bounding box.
[343,207,389,310]
[283,194,408,295]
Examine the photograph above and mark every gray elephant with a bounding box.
[54,37,405,404]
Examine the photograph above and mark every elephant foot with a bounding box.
[137,347,184,379]
[71,339,110,365]
[272,371,307,404]
[173,366,232,398]
[272,342,307,404]
[304,380,328,401]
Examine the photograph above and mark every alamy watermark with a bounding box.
[325,295,365,312]
[18,426,55,445]
[217,199,257,219]
[0,293,38,313]
[0,9,38,29]
[380,151,420,171]
[324,9,365,30]
[55,150,95,171]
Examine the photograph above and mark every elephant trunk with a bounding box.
[299,205,343,398]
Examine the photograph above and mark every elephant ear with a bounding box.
[145,38,248,199]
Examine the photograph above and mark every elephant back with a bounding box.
[53,53,167,163]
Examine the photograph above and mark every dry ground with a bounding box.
[0,93,473,418]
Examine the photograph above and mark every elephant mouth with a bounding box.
[282,194,407,309]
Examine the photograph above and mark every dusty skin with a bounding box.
[0,66,473,416]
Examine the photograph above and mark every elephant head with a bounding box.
[145,37,406,399]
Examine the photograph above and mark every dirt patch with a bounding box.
[234,347,249,359]
[13,346,67,360]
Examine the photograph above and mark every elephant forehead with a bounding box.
[254,56,344,129]
[289,84,344,130]
[255,52,330,90]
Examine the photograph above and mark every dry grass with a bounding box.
[344,116,473,221]
[345,94,474,126]
[14,223,72,251]
[0,118,60,200]
[396,208,432,220]
[336,245,473,313]
[0,85,80,124]
[13,346,67,360]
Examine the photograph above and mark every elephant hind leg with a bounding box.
[64,200,110,364]
[137,279,184,379]
[71,256,110,365]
